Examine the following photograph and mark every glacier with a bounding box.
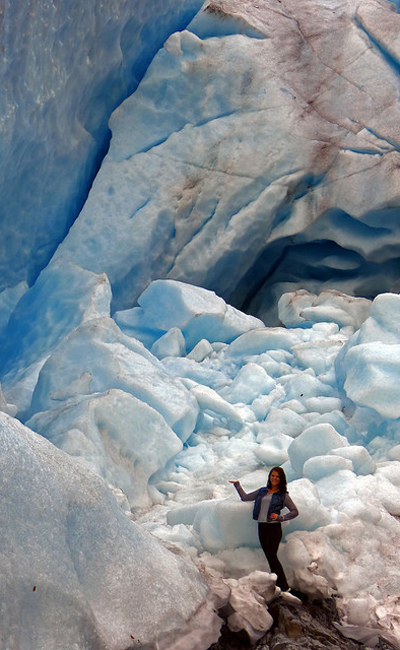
[49,0,400,321]
[0,0,204,293]
[3,275,400,648]
[2,0,400,648]
[0,411,214,650]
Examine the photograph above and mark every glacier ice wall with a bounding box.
[2,0,400,647]
[50,0,400,322]
[0,0,203,294]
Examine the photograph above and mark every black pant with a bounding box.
[258,522,289,591]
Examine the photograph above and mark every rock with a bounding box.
[208,598,400,650]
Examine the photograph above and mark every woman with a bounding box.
[230,466,298,593]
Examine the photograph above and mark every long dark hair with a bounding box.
[267,466,287,493]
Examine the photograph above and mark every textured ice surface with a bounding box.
[2,278,400,647]
[0,0,203,293]
[278,290,372,330]
[0,262,112,418]
[0,411,211,650]
[0,281,28,338]
[287,423,349,475]
[51,0,400,321]
[27,389,183,509]
[129,279,263,351]
[338,293,400,419]
[134,284,400,647]
[29,315,199,441]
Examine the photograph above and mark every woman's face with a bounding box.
[269,470,281,488]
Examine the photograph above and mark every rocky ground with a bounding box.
[208,597,399,650]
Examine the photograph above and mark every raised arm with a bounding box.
[229,480,259,502]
